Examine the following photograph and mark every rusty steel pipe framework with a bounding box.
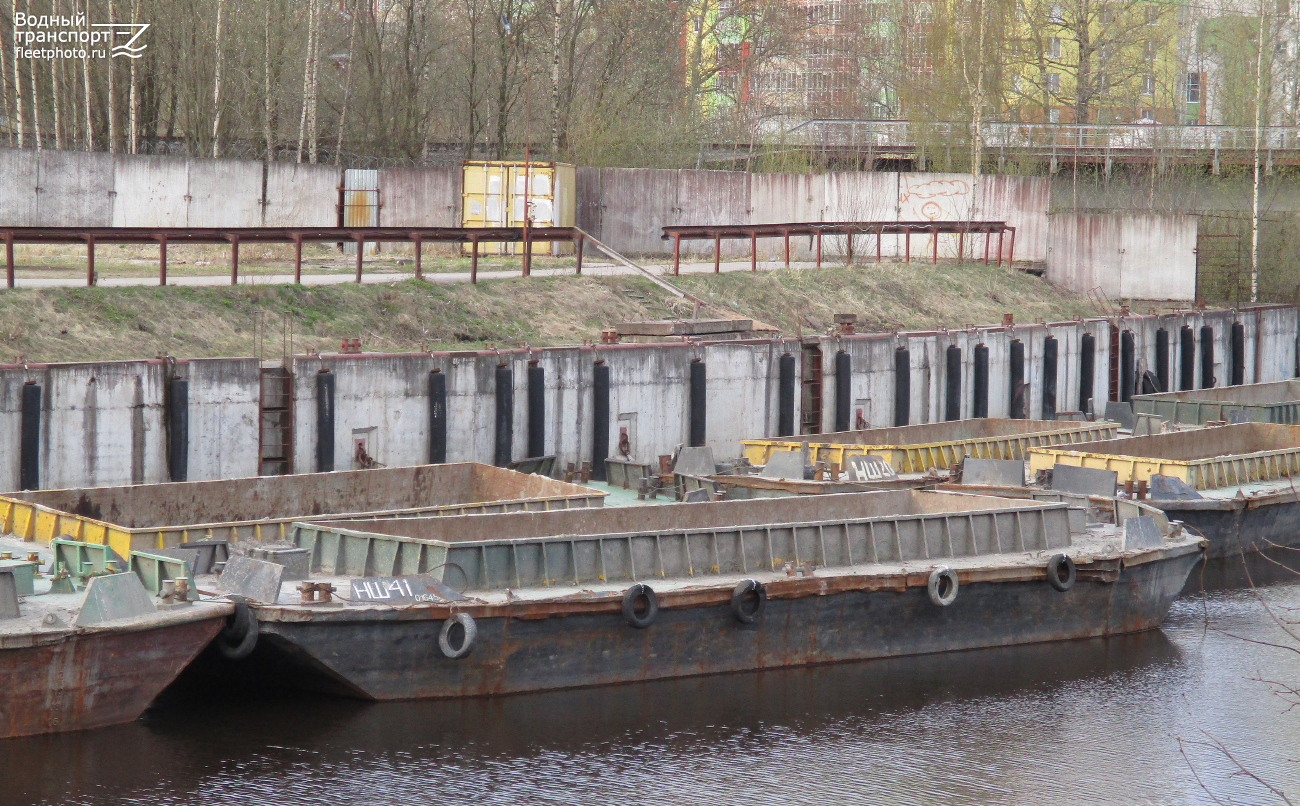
[0,226,590,288]
[661,221,1016,274]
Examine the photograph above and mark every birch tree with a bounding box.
[211,0,224,157]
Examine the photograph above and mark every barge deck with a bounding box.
[198,490,1203,701]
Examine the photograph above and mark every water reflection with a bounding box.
[4,583,1298,806]
[1184,548,1300,594]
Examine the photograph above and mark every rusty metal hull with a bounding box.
[0,614,225,738]
[222,552,1198,702]
[1154,492,1300,560]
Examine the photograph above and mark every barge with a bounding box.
[0,535,232,738]
[201,490,1203,700]
[742,419,1119,474]
[1132,380,1300,425]
[1029,422,1300,559]
[1,463,604,558]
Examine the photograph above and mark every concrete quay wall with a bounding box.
[0,306,1293,491]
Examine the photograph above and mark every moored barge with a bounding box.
[1029,422,1300,559]
[1132,379,1300,425]
[202,490,1203,700]
[742,419,1120,474]
[0,536,232,738]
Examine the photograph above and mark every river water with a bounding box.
[5,557,1300,806]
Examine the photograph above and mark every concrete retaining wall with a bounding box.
[575,168,1052,262]
[1045,213,1199,300]
[1,149,1215,280]
[0,149,1053,262]
[0,306,1292,491]
[0,149,464,229]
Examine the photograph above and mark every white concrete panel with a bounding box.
[677,171,751,258]
[263,163,340,227]
[187,159,264,227]
[825,173,900,257]
[606,345,691,462]
[36,150,115,226]
[185,358,260,481]
[111,156,189,227]
[701,341,779,457]
[42,362,165,490]
[1046,214,1124,296]
[594,168,679,257]
[1119,215,1197,300]
[975,175,1052,263]
[379,167,460,228]
[0,149,40,225]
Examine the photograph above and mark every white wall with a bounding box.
[1045,213,1198,300]
[0,306,1294,492]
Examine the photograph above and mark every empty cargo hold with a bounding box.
[1,464,604,557]
[742,419,1119,473]
[198,489,1201,701]
[1132,380,1300,425]
[1027,422,1300,489]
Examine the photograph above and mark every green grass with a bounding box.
[0,263,1118,363]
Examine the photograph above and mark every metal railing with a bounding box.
[660,220,1017,273]
[0,225,592,288]
[782,120,1300,152]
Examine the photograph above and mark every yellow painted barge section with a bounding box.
[1,463,603,557]
[743,419,1119,474]
[1028,422,1300,489]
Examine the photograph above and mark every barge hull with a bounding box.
[0,616,224,738]
[1157,494,1300,560]
[247,552,1199,701]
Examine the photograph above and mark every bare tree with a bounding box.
[211,0,225,157]
[28,47,41,150]
[297,0,319,163]
[333,0,358,166]
[10,0,24,148]
[127,0,140,152]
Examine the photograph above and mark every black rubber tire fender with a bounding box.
[1047,553,1077,592]
[438,612,477,659]
[730,579,767,624]
[216,601,260,660]
[622,583,659,629]
[927,566,959,607]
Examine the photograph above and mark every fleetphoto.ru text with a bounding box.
[13,11,148,60]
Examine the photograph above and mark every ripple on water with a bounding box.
[7,582,1299,806]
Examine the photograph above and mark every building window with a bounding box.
[1145,40,1156,59]
[1096,72,1107,92]
[1186,72,1200,103]
[1143,75,1155,95]
[1145,4,1159,24]
[1140,108,1153,120]
[1100,5,1113,23]
[1049,108,1060,123]
[1046,72,1060,93]
[1047,37,1062,58]
[1049,3,1064,23]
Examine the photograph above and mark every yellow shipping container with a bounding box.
[462,160,577,256]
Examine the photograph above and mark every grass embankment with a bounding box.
[0,262,1105,363]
